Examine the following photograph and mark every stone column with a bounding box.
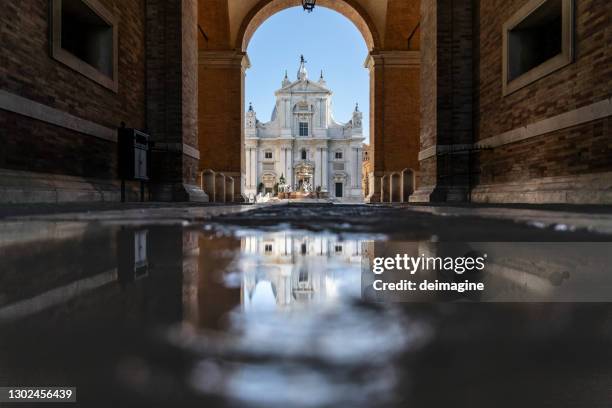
[365,53,383,203]
[288,145,294,188]
[369,174,379,203]
[198,50,250,201]
[357,147,363,192]
[245,147,252,189]
[352,147,359,188]
[365,51,420,203]
[314,147,322,190]
[318,99,323,128]
[411,0,474,203]
[279,147,285,183]
[251,147,258,190]
[284,146,292,185]
[321,147,328,192]
[146,0,207,201]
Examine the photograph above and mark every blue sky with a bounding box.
[245,6,370,142]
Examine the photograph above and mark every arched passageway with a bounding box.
[1,1,609,205]
[197,0,421,202]
[238,0,379,52]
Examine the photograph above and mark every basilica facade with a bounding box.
[245,57,364,201]
[241,231,363,310]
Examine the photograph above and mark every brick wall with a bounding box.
[382,66,420,172]
[183,0,199,152]
[0,0,146,179]
[146,0,201,193]
[197,0,231,50]
[475,0,612,181]
[384,0,420,50]
[198,63,243,173]
[479,119,611,184]
[420,0,474,150]
[0,111,116,179]
[371,0,421,176]
[420,0,437,154]
[415,0,474,200]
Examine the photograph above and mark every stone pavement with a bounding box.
[398,203,612,235]
[1,202,612,237]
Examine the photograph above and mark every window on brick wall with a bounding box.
[503,0,573,95]
[51,0,118,92]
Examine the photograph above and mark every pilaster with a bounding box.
[146,0,207,201]
[365,50,420,203]
[198,50,251,199]
[411,0,474,203]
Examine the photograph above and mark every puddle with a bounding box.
[1,218,612,407]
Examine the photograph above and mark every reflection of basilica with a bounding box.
[241,232,363,310]
[245,56,364,201]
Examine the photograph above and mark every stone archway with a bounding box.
[237,0,381,53]
[198,1,421,203]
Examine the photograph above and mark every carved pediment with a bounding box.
[279,80,330,94]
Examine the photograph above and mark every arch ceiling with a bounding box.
[228,0,388,51]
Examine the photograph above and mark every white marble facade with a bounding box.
[241,232,363,310]
[245,56,364,201]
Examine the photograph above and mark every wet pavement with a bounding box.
[1,203,612,407]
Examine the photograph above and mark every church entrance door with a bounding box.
[335,183,343,198]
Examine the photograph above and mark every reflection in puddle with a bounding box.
[0,220,611,407]
[239,231,364,309]
[177,301,425,408]
[179,228,427,406]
